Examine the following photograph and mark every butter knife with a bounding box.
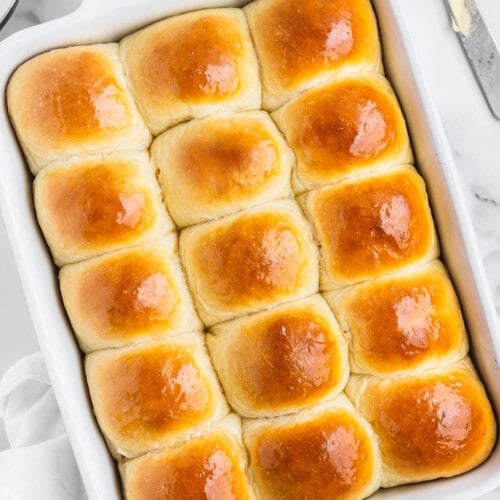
[446,0,500,120]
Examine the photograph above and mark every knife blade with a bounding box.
[446,0,500,120]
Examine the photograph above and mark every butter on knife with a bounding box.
[448,0,473,35]
[445,0,500,120]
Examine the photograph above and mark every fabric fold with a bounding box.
[0,353,86,499]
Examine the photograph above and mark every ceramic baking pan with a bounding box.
[0,0,498,498]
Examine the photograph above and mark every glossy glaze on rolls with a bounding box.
[243,396,382,500]
[7,0,496,497]
[120,415,256,500]
[120,8,261,135]
[207,295,348,417]
[245,0,382,110]
[34,151,173,266]
[325,261,469,376]
[7,44,151,174]
[59,236,202,352]
[346,359,497,487]
[151,111,294,227]
[85,333,229,459]
[300,165,439,289]
[273,73,413,192]
[180,200,319,325]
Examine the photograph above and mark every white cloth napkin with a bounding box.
[0,353,87,500]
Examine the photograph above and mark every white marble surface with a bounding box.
[0,0,498,498]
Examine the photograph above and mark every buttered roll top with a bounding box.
[347,360,497,487]
[207,296,349,417]
[85,334,228,458]
[245,0,382,109]
[243,397,382,500]
[34,151,173,265]
[180,200,319,325]
[121,415,255,500]
[273,74,413,192]
[59,237,201,352]
[152,111,294,227]
[325,261,469,376]
[300,166,439,289]
[7,44,151,174]
[120,8,261,135]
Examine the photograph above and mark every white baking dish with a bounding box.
[0,0,498,498]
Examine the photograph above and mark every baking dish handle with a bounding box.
[73,0,246,17]
[75,0,138,16]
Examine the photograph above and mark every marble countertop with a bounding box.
[0,0,498,498]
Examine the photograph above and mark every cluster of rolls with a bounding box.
[7,0,497,498]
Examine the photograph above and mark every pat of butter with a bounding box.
[447,0,473,36]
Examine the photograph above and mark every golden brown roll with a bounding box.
[207,295,348,417]
[179,200,319,326]
[59,236,202,352]
[120,414,256,500]
[324,261,469,376]
[299,165,439,289]
[34,151,173,266]
[243,396,381,500]
[85,333,229,459]
[151,111,294,227]
[7,44,151,174]
[244,0,382,110]
[119,8,261,135]
[346,359,497,487]
[273,73,413,192]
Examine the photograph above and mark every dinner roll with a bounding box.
[120,414,256,500]
[34,151,173,266]
[243,395,381,500]
[151,111,294,227]
[85,333,229,459]
[179,200,319,326]
[119,8,261,135]
[273,73,413,192]
[59,236,202,352]
[347,359,497,487]
[7,44,151,174]
[244,0,382,110]
[325,260,469,376]
[299,165,438,289]
[207,295,348,418]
